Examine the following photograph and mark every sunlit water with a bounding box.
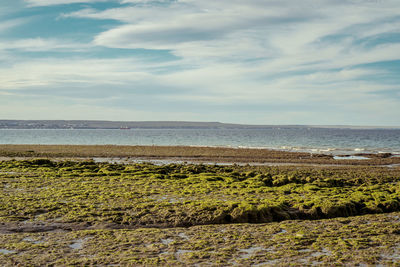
[0,128,399,155]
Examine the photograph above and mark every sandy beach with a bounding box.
[0,144,399,166]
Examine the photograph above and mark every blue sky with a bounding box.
[1,0,400,125]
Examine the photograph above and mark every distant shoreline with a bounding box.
[1,120,399,129]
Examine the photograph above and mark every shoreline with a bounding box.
[0,144,399,166]
[1,142,398,156]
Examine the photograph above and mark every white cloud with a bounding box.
[76,0,400,69]
[0,38,92,52]
[0,58,158,90]
[24,0,110,7]
[3,0,400,124]
[0,18,27,33]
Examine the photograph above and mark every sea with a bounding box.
[0,128,399,156]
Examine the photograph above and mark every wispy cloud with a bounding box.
[0,58,158,90]
[1,0,400,125]
[24,0,110,7]
[0,38,92,52]
[0,18,28,33]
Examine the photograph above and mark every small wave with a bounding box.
[187,145,227,148]
[279,146,308,151]
[354,148,366,152]
[320,148,336,152]
[237,146,271,150]
[174,144,399,156]
[377,151,394,154]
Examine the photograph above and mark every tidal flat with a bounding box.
[1,156,400,265]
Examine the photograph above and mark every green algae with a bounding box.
[1,159,400,265]
[1,213,400,266]
[1,159,400,226]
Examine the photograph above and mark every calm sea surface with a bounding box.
[0,128,399,155]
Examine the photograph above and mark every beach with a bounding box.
[4,0,400,264]
[1,144,399,166]
[1,145,400,265]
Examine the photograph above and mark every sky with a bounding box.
[0,0,400,126]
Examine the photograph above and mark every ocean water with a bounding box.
[0,128,399,155]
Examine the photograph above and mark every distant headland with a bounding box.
[0,120,398,130]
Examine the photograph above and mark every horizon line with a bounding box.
[1,119,399,128]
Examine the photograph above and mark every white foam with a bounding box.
[334,156,369,160]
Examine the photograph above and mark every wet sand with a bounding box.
[0,144,399,166]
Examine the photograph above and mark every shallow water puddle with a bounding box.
[274,229,287,235]
[69,238,91,250]
[239,246,266,259]
[178,232,189,240]
[253,259,280,266]
[148,194,188,203]
[333,156,370,160]
[298,248,312,253]
[387,164,400,168]
[297,248,333,265]
[175,249,195,262]
[0,171,17,175]
[161,238,174,245]
[310,248,332,257]
[23,237,44,244]
[0,249,17,255]
[381,253,400,261]
[176,249,194,255]
[69,240,84,249]
[93,157,188,166]
[91,157,328,167]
